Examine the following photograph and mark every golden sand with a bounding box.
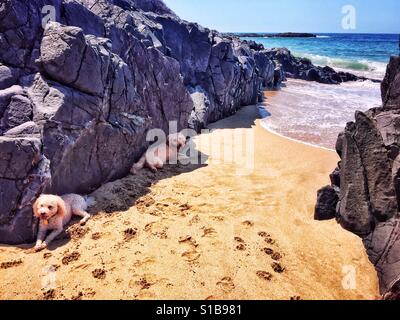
[0,105,378,300]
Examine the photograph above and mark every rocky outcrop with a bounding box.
[0,0,278,244]
[227,32,317,38]
[263,48,376,85]
[315,56,400,299]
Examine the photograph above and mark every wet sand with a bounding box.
[0,105,379,300]
[261,79,381,149]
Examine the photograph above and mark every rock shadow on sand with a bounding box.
[204,102,275,132]
[88,149,208,214]
[0,146,208,252]
[205,105,262,130]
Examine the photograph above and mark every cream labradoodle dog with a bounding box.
[131,133,187,174]
[33,194,93,251]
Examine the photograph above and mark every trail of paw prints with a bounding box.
[257,231,286,275]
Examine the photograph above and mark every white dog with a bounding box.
[131,133,187,174]
[33,194,93,251]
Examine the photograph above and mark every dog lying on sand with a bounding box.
[131,133,187,174]
[33,194,93,251]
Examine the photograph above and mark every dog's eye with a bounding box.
[48,205,53,210]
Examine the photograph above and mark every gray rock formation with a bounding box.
[0,0,278,244]
[227,32,317,38]
[263,48,377,84]
[315,56,400,299]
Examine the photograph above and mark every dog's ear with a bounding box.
[55,196,67,218]
[32,198,40,218]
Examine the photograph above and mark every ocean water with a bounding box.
[243,33,399,149]
[260,79,381,150]
[243,33,398,79]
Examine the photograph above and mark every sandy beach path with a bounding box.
[0,105,378,300]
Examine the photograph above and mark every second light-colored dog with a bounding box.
[33,194,92,251]
[131,133,187,174]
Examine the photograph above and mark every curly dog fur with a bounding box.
[131,133,187,174]
[33,194,92,251]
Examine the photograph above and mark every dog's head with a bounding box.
[33,195,66,224]
[168,133,187,149]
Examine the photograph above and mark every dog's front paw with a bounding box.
[34,242,48,252]
[80,217,90,226]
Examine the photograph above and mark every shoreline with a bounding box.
[258,90,336,154]
[261,90,335,152]
[0,105,379,300]
[259,117,336,152]
[261,80,381,150]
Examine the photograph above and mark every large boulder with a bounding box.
[1,95,33,130]
[315,56,400,298]
[314,186,338,221]
[264,47,372,84]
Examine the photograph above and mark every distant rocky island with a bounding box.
[225,32,317,38]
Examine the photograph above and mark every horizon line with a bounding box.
[222,31,399,35]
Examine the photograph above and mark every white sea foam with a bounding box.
[261,79,382,149]
[296,53,387,79]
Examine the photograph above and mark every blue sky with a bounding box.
[164,0,400,33]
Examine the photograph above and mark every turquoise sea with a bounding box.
[245,33,399,149]
[243,33,399,79]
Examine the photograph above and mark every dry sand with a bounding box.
[0,104,379,300]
